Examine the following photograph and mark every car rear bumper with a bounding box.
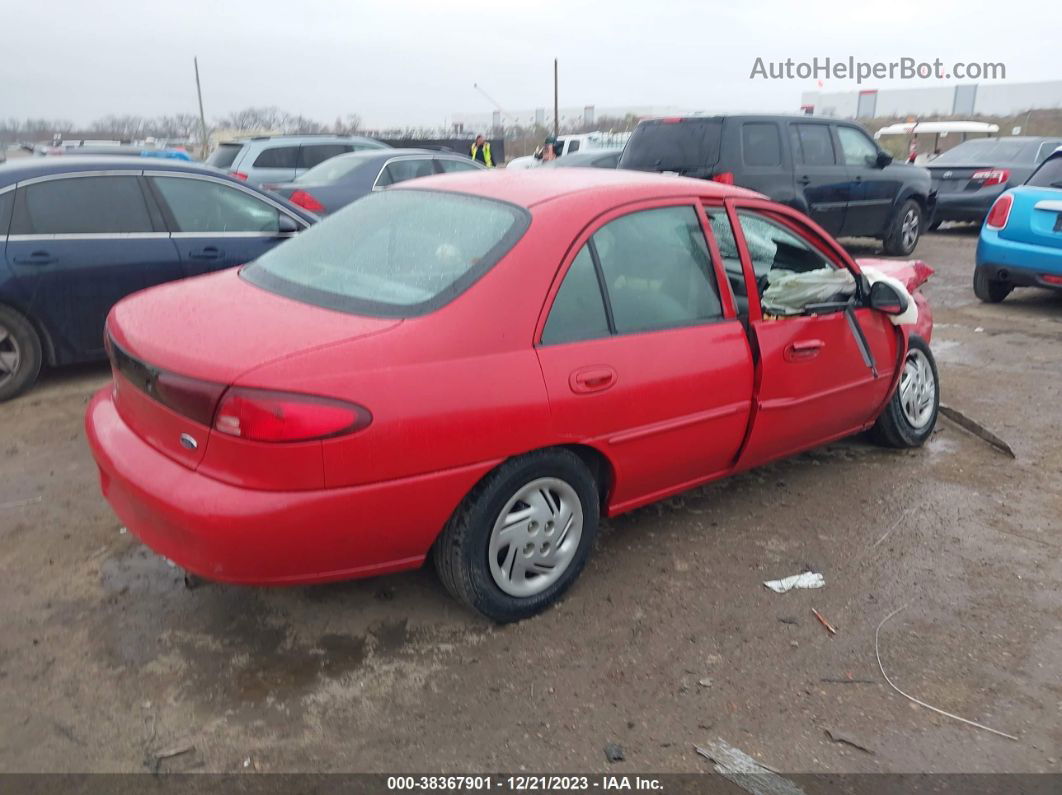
[932,191,995,223]
[85,388,491,585]
[977,228,1062,286]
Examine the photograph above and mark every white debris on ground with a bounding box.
[763,572,825,593]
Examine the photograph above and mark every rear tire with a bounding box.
[882,199,923,256]
[871,335,939,448]
[973,268,1012,303]
[433,449,600,623]
[0,305,43,402]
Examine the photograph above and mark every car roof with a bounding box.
[0,155,225,186]
[220,134,383,145]
[392,167,761,209]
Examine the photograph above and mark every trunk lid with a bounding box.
[927,163,992,194]
[997,186,1062,249]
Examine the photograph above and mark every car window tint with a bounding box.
[298,144,352,169]
[436,158,481,173]
[541,245,610,345]
[152,177,281,233]
[252,146,299,168]
[568,140,581,153]
[736,211,835,283]
[593,206,722,334]
[207,143,243,169]
[836,126,878,166]
[793,124,836,166]
[741,122,782,167]
[377,159,436,186]
[14,176,152,234]
[933,139,1029,165]
[1026,155,1062,188]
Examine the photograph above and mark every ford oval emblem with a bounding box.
[179,433,198,450]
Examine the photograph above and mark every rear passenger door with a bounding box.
[535,202,755,511]
[788,121,849,235]
[5,173,181,359]
[835,124,897,236]
[296,143,353,177]
[146,173,305,277]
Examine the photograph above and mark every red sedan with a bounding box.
[85,169,938,622]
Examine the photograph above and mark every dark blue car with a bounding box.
[0,157,316,399]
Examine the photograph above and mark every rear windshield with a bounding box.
[620,118,722,174]
[295,153,375,184]
[932,139,1034,165]
[243,189,530,317]
[1026,155,1062,188]
[207,143,243,169]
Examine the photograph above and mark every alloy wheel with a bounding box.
[0,323,21,389]
[901,208,920,252]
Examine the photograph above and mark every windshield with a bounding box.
[243,190,529,317]
[619,118,722,173]
[932,139,1033,165]
[1026,155,1062,188]
[207,143,242,169]
[295,154,373,184]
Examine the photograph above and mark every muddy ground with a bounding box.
[0,226,1059,775]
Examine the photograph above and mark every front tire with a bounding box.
[973,268,1012,303]
[882,199,923,256]
[433,449,600,623]
[0,305,43,402]
[871,335,939,448]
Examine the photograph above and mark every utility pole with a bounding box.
[194,57,209,159]
[553,58,559,138]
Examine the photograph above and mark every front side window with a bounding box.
[737,211,835,280]
[836,126,878,167]
[593,206,722,334]
[541,245,609,345]
[252,146,299,168]
[742,122,782,167]
[151,177,282,233]
[243,189,529,316]
[792,124,837,166]
[376,159,436,187]
[13,176,152,234]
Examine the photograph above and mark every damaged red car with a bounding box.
[85,169,938,622]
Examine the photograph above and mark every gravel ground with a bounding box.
[0,226,1059,775]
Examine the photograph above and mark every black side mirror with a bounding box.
[875,150,893,168]
[277,215,300,234]
[868,280,909,315]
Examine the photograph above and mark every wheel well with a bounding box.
[0,303,56,366]
[559,444,614,511]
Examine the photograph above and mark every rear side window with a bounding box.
[243,189,529,316]
[792,124,837,166]
[437,159,482,173]
[207,143,243,169]
[376,158,436,186]
[0,189,13,236]
[620,118,723,173]
[252,146,299,168]
[12,176,152,234]
[567,140,581,154]
[151,176,282,233]
[593,206,722,333]
[1026,155,1062,188]
[541,246,609,345]
[741,122,782,167]
[298,144,352,169]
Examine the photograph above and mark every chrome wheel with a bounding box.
[488,477,583,598]
[0,323,21,389]
[899,348,936,429]
[901,207,920,252]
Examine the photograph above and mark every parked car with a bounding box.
[0,156,316,400]
[507,132,630,170]
[928,136,1062,228]
[85,169,937,622]
[974,146,1062,302]
[206,135,389,185]
[619,115,932,255]
[542,149,623,169]
[39,145,194,161]
[265,149,484,214]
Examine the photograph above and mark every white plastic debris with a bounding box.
[763,572,825,593]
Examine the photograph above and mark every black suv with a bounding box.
[619,115,933,255]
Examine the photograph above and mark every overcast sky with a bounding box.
[1,0,1054,128]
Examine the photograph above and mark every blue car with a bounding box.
[975,147,1062,302]
[0,157,316,399]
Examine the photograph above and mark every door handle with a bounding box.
[797,175,812,185]
[784,339,824,362]
[189,246,223,260]
[569,366,617,394]
[13,251,56,265]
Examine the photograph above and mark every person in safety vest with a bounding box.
[470,135,494,168]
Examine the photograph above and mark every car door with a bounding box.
[146,173,306,277]
[723,199,899,469]
[5,172,181,360]
[788,121,849,235]
[835,124,897,236]
[535,201,755,512]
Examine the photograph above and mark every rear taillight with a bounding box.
[288,189,325,212]
[712,171,735,185]
[230,171,249,181]
[985,194,1013,229]
[971,168,1010,187]
[154,372,227,426]
[213,388,371,443]
[1042,273,1062,285]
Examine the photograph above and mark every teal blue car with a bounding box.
[975,147,1062,302]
